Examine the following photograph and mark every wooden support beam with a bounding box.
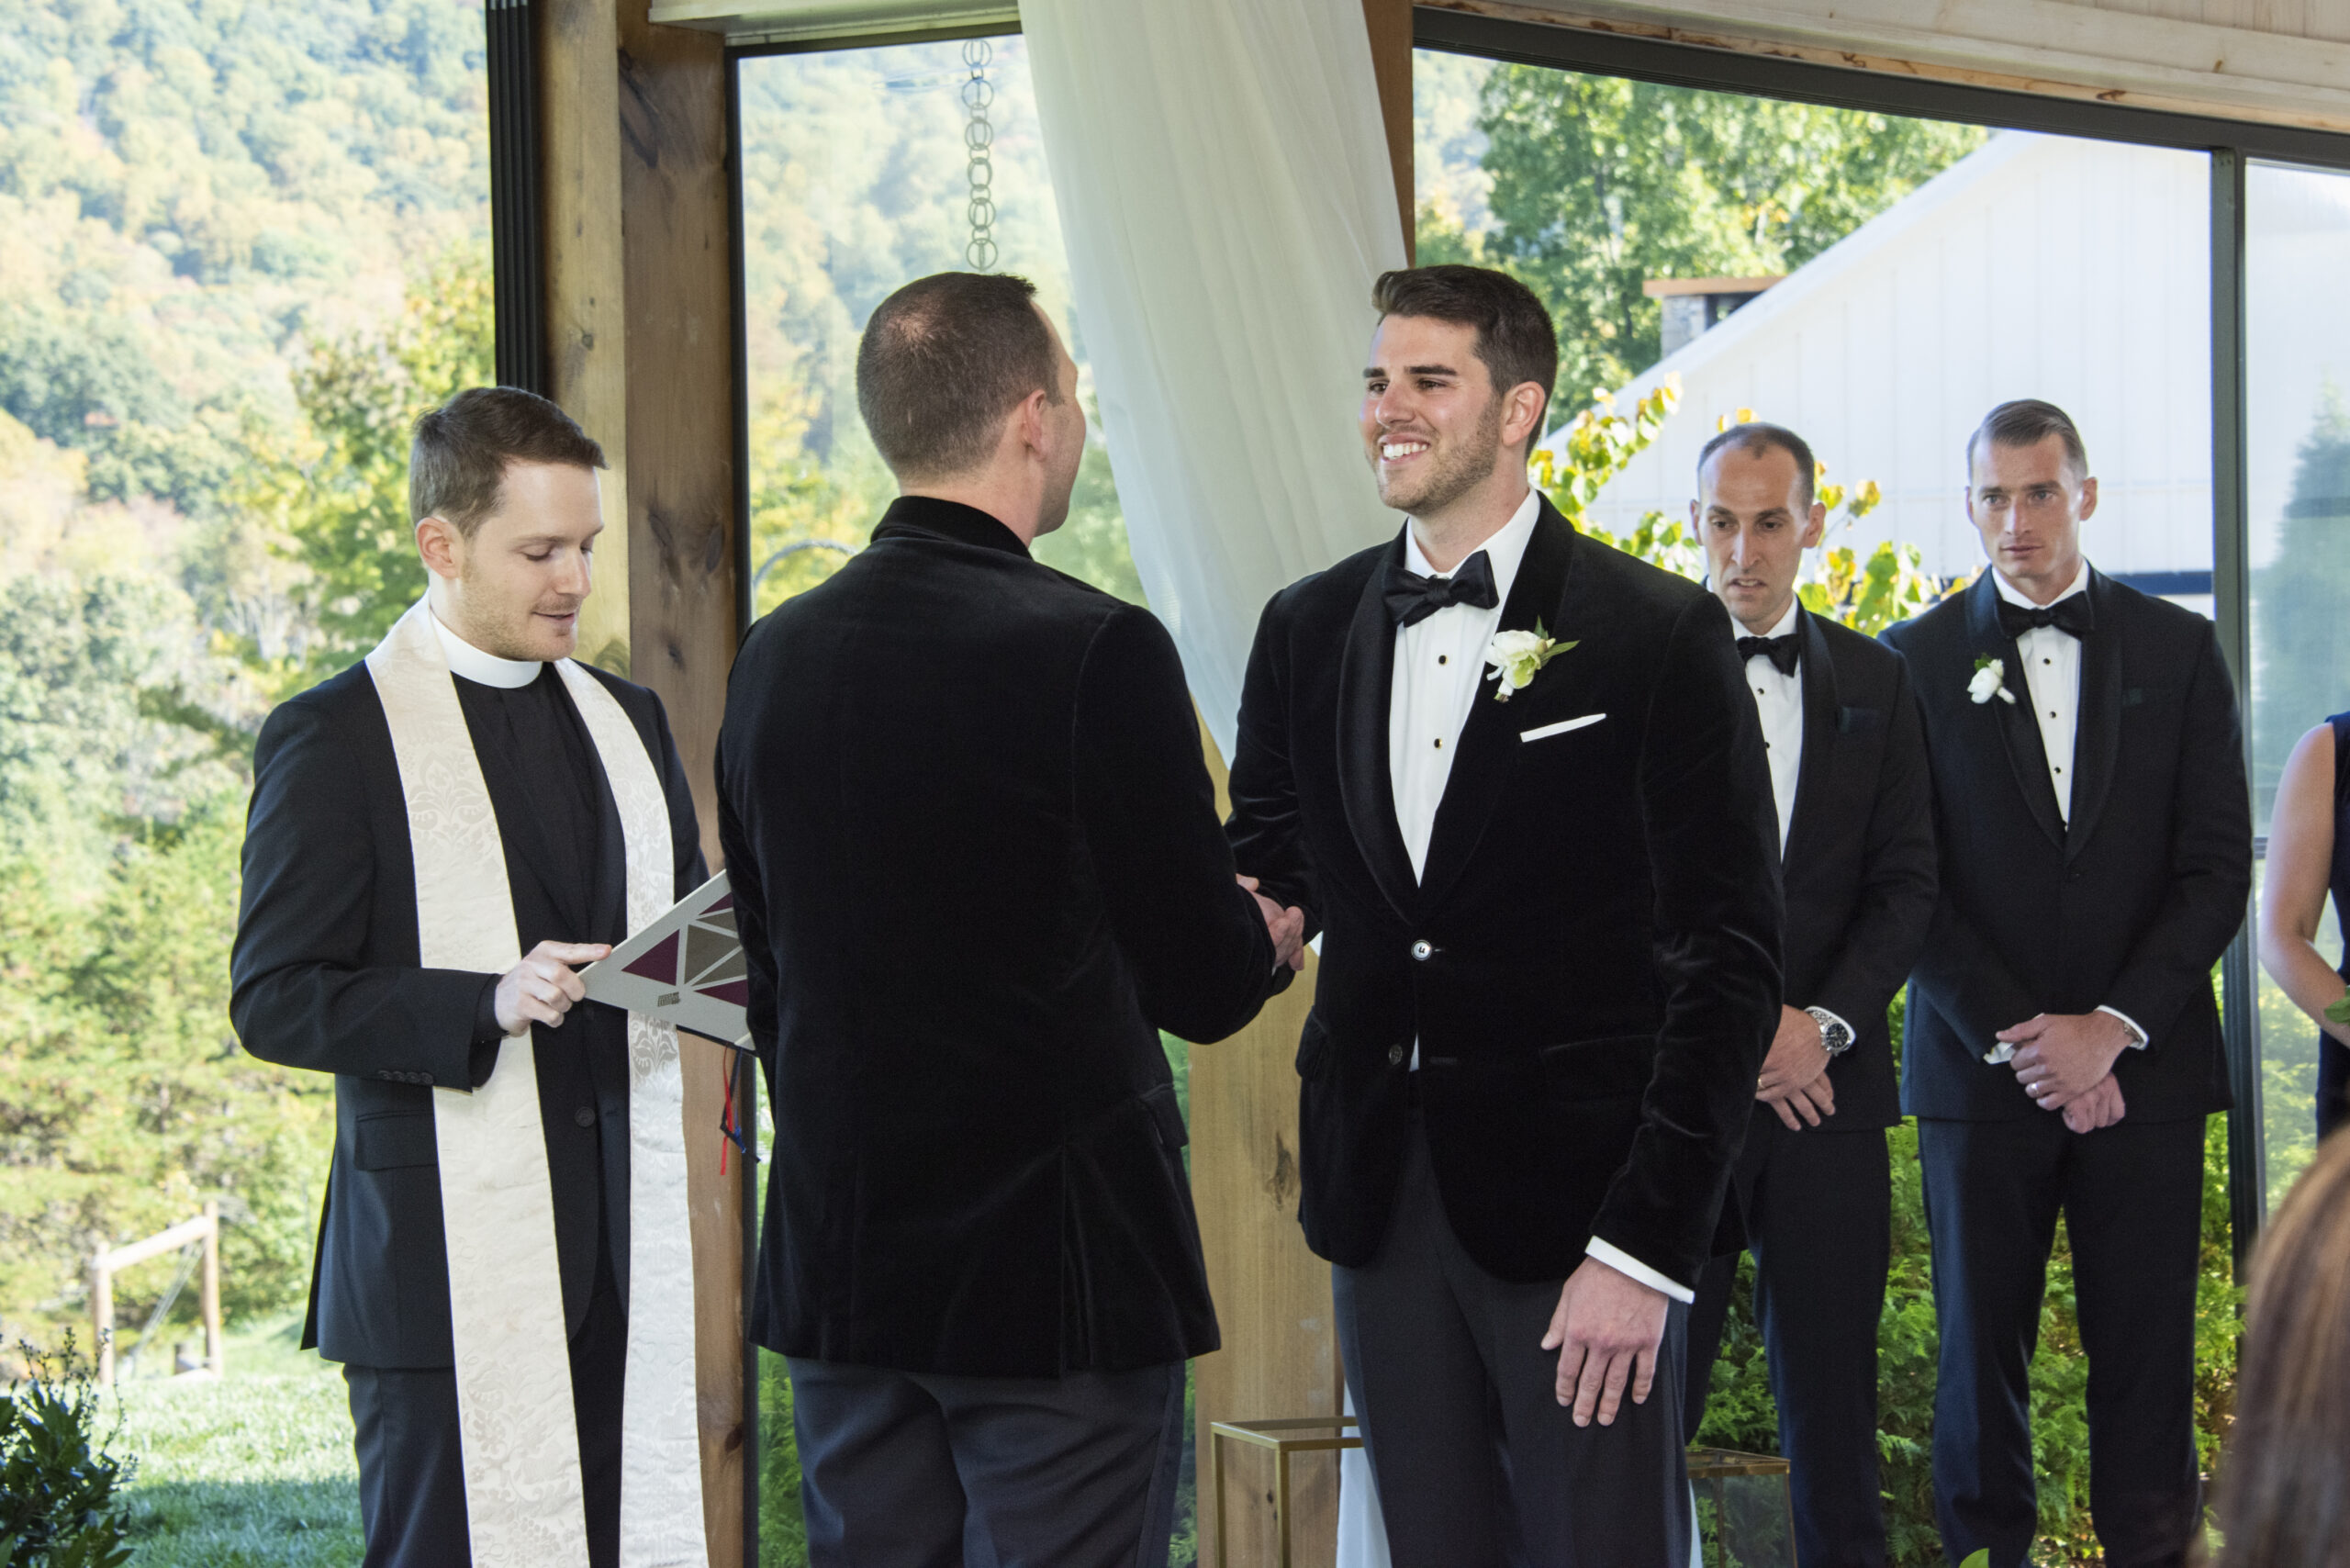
[1363,0,1416,263]
[1192,721,1342,1568]
[540,3,744,1562]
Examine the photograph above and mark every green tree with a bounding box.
[2252,386,2350,813]
[1472,70,1985,404]
[234,250,493,683]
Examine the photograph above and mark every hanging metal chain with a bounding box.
[962,39,997,272]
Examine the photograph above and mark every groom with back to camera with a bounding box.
[718,271,1304,1568]
[1226,263,1783,1563]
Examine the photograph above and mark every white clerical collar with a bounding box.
[430,608,543,689]
[1991,556,2089,610]
[1402,487,1542,598]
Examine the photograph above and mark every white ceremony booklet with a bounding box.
[580,869,754,1049]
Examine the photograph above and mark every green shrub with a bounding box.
[0,1336,134,1568]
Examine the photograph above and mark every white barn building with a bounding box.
[1564,131,2217,609]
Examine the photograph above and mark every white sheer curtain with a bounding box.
[1024,0,1406,759]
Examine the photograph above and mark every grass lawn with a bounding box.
[107,1313,363,1567]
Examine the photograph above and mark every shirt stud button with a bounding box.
[1411,940,1433,960]
[1438,655,1448,665]
[1388,1044,1406,1066]
[575,1106,596,1128]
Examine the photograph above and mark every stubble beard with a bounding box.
[1376,396,1505,519]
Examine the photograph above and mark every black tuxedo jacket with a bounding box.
[720,496,1281,1379]
[1767,608,1939,1133]
[1226,498,1783,1293]
[232,658,704,1368]
[1881,569,2250,1122]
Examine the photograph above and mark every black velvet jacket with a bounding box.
[1882,568,2251,1122]
[231,658,704,1369]
[1226,498,1784,1293]
[721,496,1282,1378]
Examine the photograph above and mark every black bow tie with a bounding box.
[1385,550,1500,628]
[1736,633,1801,678]
[1997,592,2094,642]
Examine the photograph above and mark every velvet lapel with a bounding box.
[1417,502,1578,913]
[1335,532,1418,922]
[2062,570,2122,862]
[1964,572,2067,852]
[1780,607,1840,871]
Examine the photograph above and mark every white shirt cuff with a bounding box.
[1583,1238,1695,1305]
[2097,1004,2150,1048]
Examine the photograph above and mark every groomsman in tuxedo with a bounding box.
[1226,264,1782,1563]
[720,272,1303,1567]
[1881,399,2250,1568]
[1681,424,1937,1568]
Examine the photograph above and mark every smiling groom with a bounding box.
[1225,264,1784,1562]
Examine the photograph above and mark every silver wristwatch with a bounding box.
[1805,1006,1854,1058]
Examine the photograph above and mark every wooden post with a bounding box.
[539,2,742,1560]
[1361,0,1416,263]
[1191,721,1341,1568]
[91,1252,113,1385]
[200,1200,222,1378]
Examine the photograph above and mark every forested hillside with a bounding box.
[0,0,488,1355]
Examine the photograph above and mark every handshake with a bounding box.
[1238,875,1308,973]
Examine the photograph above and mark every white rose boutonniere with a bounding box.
[1969,655,2018,706]
[1484,620,1577,702]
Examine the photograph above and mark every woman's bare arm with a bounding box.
[2259,722,2350,1046]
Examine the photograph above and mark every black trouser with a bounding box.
[1687,1117,1892,1568]
[787,1353,1187,1568]
[345,1259,626,1568]
[1334,1116,1691,1568]
[1918,1114,2206,1568]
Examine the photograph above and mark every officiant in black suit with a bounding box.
[718,271,1303,1568]
[1680,423,1936,1568]
[1880,399,2250,1568]
[1225,264,1782,1563]
[231,389,705,1568]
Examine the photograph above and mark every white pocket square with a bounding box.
[1519,713,1606,743]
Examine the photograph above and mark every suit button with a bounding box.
[575,1106,597,1128]
[1388,1044,1406,1066]
[1411,940,1433,960]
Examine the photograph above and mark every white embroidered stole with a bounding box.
[365,600,706,1567]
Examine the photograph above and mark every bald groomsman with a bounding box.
[1682,422,1936,1568]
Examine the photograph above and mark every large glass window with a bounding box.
[2246,160,2350,1206]
[736,37,1138,621]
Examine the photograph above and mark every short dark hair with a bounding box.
[1696,421,1818,507]
[856,272,1061,481]
[1967,398,2088,482]
[1371,265,1559,448]
[410,387,607,538]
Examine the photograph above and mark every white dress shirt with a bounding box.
[1740,599,1805,855]
[1986,561,2148,1057]
[1386,487,1692,1304]
[431,607,543,689]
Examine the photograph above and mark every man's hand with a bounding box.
[494,940,611,1035]
[1238,875,1307,972]
[1755,1004,1836,1130]
[2060,1073,2127,1134]
[1539,1256,1670,1428]
[2001,1012,2134,1111]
